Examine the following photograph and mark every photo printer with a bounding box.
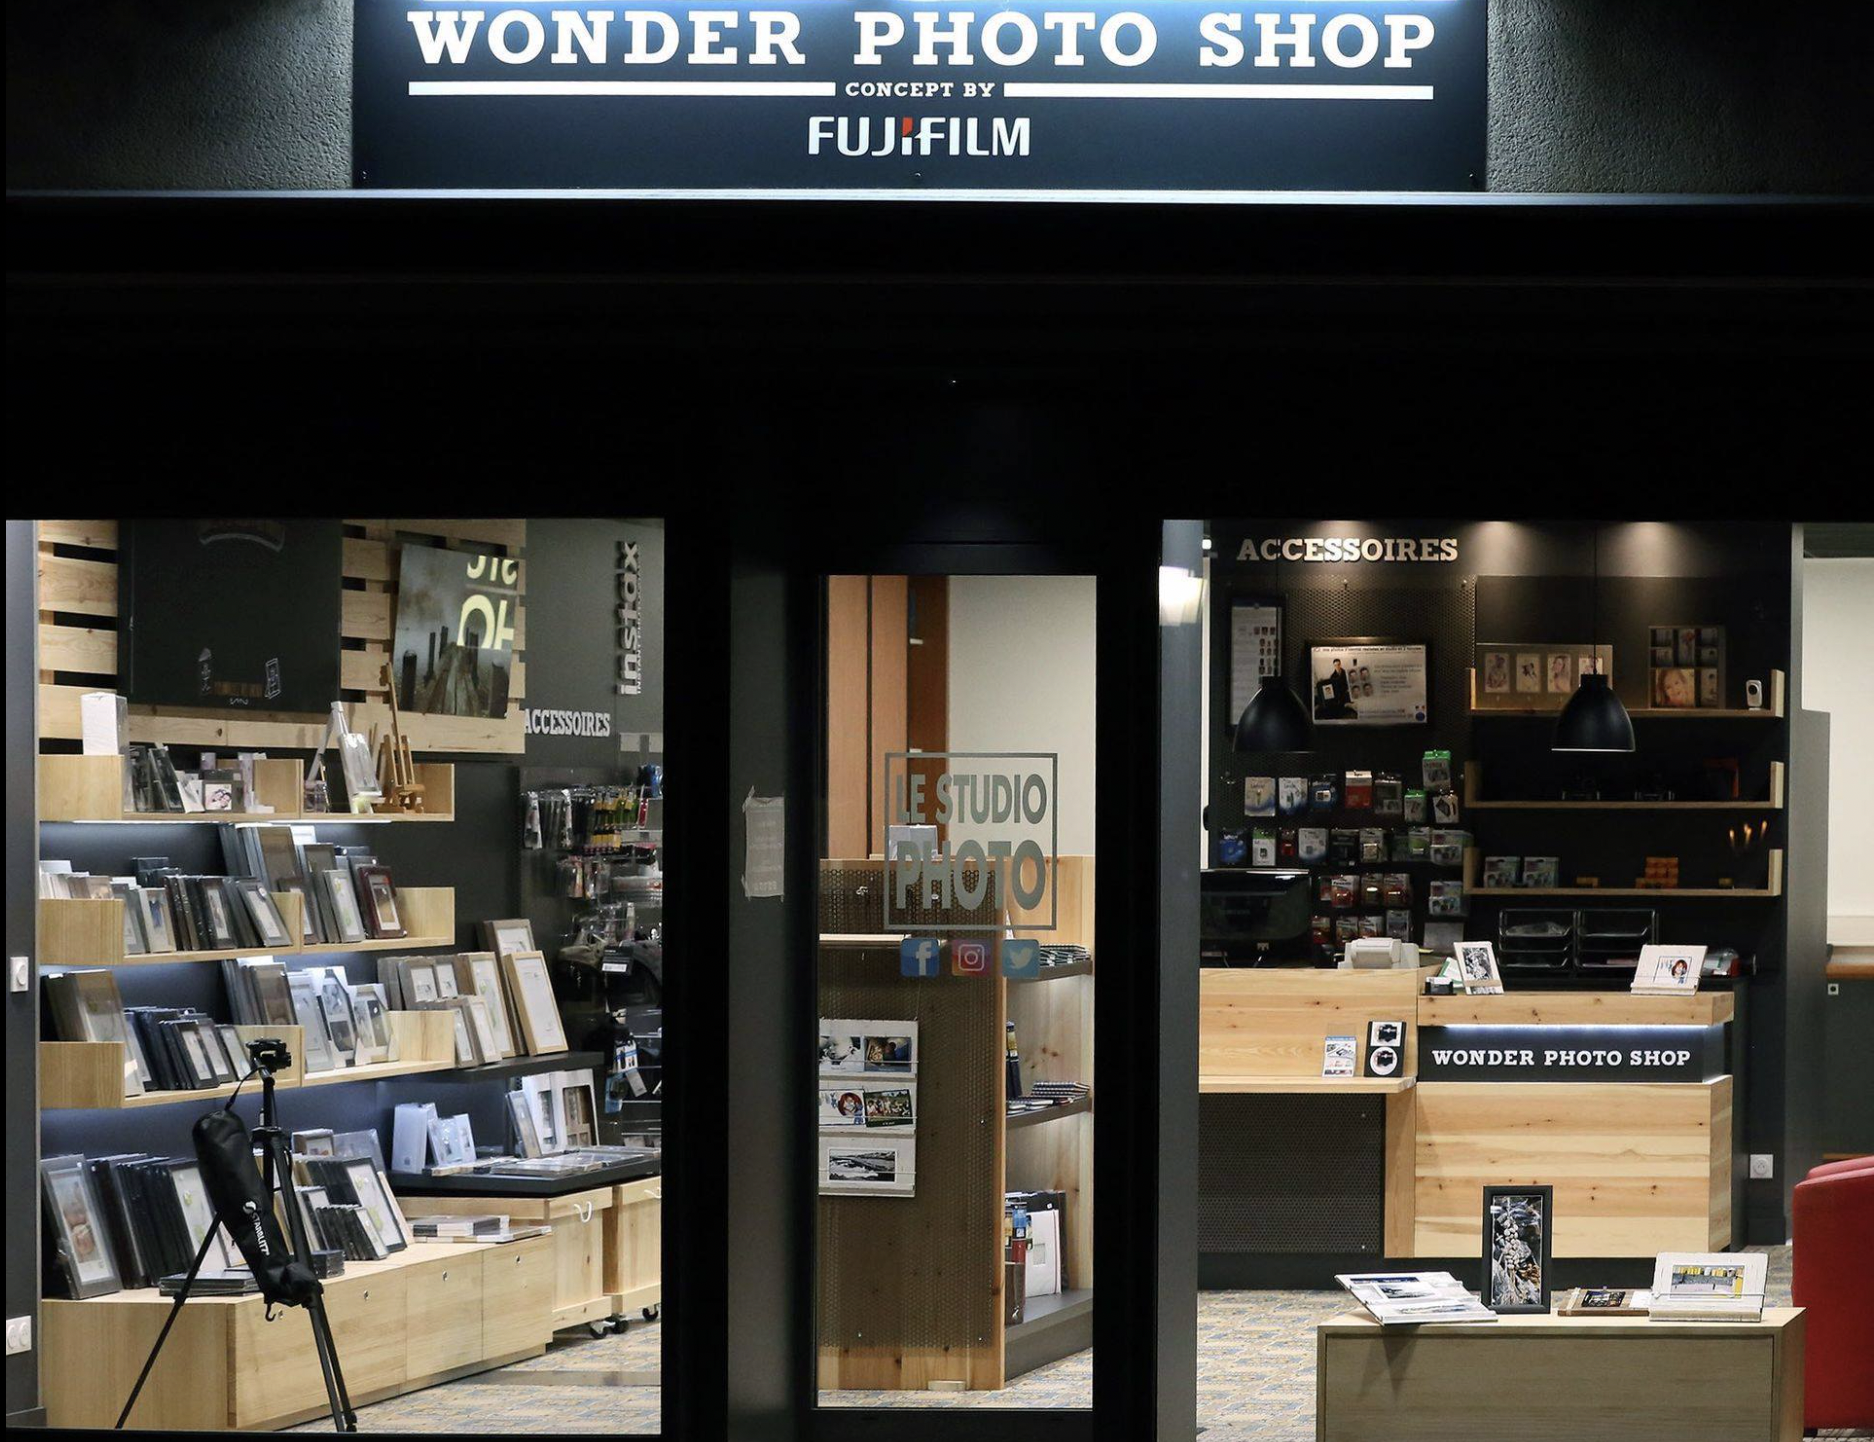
[1341,937,1421,970]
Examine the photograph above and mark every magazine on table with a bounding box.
[1335,1271,1499,1326]
[1647,1252,1767,1321]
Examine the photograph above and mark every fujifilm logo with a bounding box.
[809,115,1031,157]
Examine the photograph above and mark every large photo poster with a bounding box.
[393,547,519,717]
[1309,642,1427,725]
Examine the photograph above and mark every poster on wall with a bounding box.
[118,520,342,714]
[392,546,519,717]
[1229,600,1283,722]
[353,1,1487,191]
[1309,642,1427,725]
[1473,643,1612,712]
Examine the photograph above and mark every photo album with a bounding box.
[1334,1272,1498,1326]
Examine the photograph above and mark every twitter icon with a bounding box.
[900,937,942,978]
[1000,937,1040,979]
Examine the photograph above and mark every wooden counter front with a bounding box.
[1418,990,1735,1028]
[1415,1077,1732,1257]
[1200,967,1430,1081]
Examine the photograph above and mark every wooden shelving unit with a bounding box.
[1462,846,1784,899]
[1463,759,1785,812]
[1467,667,1786,720]
[1005,1094,1093,1129]
[38,888,456,969]
[40,1010,499,1108]
[38,753,457,824]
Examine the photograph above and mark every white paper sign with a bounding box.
[742,788,785,899]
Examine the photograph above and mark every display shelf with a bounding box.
[1463,848,1783,899]
[1013,957,1094,981]
[1197,1076,1416,1094]
[299,1009,455,1087]
[1005,1287,1094,1382]
[36,753,457,823]
[444,1048,607,1082]
[39,1026,305,1109]
[1419,991,1734,1027]
[818,932,902,949]
[1468,667,1785,719]
[1463,760,1785,812]
[37,888,454,966]
[1006,1286,1092,1338]
[1005,1094,1092,1129]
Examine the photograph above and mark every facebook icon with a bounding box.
[901,937,942,978]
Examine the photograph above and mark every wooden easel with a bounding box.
[373,662,426,813]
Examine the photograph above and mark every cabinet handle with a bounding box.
[515,1254,524,1266]
[362,1290,370,1301]
[442,1271,450,1281]
[576,1201,595,1224]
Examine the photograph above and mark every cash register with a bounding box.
[1199,868,1315,966]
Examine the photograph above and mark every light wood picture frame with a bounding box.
[481,918,536,961]
[500,949,567,1055]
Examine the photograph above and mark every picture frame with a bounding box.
[287,973,337,1073]
[1482,1185,1553,1314]
[343,1158,408,1252]
[319,869,368,946]
[347,984,390,1066]
[138,887,178,954]
[461,995,502,1067]
[198,882,241,951]
[1453,940,1504,996]
[1631,944,1707,996]
[234,881,293,950]
[462,952,518,1058]
[1309,639,1428,726]
[315,973,359,1067]
[355,865,405,940]
[482,918,536,961]
[507,1089,544,1159]
[500,950,568,1055]
[41,1153,123,1298]
[1474,642,1613,712]
[446,1001,481,1066]
[167,1159,232,1272]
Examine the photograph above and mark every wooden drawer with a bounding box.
[232,1267,407,1427]
[405,1254,486,1378]
[552,1198,610,1326]
[607,1178,663,1301]
[44,1296,229,1431]
[482,1236,555,1357]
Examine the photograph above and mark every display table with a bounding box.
[1315,1307,1804,1442]
[393,1168,662,1332]
[42,1236,554,1431]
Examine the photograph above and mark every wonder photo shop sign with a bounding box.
[353,1,1485,190]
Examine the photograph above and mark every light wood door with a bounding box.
[482,1237,555,1356]
[405,1254,486,1377]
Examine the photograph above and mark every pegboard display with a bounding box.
[816,945,1003,1376]
[1210,582,1477,956]
[1198,1094,1384,1255]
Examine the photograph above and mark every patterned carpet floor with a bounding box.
[300,1246,1868,1438]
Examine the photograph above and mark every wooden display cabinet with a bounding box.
[43,1237,554,1431]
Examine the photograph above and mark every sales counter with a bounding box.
[1197,966,1737,1280]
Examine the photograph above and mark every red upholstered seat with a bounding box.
[1793,1160,1874,1431]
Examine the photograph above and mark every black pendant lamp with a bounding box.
[1553,526,1636,753]
[1234,673,1312,752]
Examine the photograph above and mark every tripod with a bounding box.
[116,1046,358,1431]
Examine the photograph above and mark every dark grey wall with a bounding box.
[7,522,42,1423]
[8,0,1872,192]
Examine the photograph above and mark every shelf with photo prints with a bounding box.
[1461,846,1785,899]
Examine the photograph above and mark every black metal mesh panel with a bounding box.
[817,945,1001,1353]
[1198,1094,1385,1255]
[819,861,1000,933]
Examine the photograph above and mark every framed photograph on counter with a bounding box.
[1483,1185,1553,1315]
[1309,640,1428,725]
[1454,940,1504,995]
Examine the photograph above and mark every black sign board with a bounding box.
[1419,1025,1727,1085]
[355,1,1486,190]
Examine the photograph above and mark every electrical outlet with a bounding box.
[4,1315,30,1355]
[1749,1154,1775,1180]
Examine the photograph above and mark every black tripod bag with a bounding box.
[193,1107,322,1307]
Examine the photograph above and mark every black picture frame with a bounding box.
[1482,1184,1554,1314]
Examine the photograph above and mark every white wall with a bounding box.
[946,574,1097,856]
[1803,558,1874,931]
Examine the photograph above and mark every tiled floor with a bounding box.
[302,1246,1843,1439]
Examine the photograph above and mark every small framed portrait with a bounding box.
[1515,653,1543,693]
[1482,651,1510,694]
[41,1153,122,1298]
[482,918,536,961]
[1546,652,1573,693]
[1483,1185,1553,1314]
[1453,941,1504,996]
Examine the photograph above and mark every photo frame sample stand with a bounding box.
[116,1049,358,1432]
